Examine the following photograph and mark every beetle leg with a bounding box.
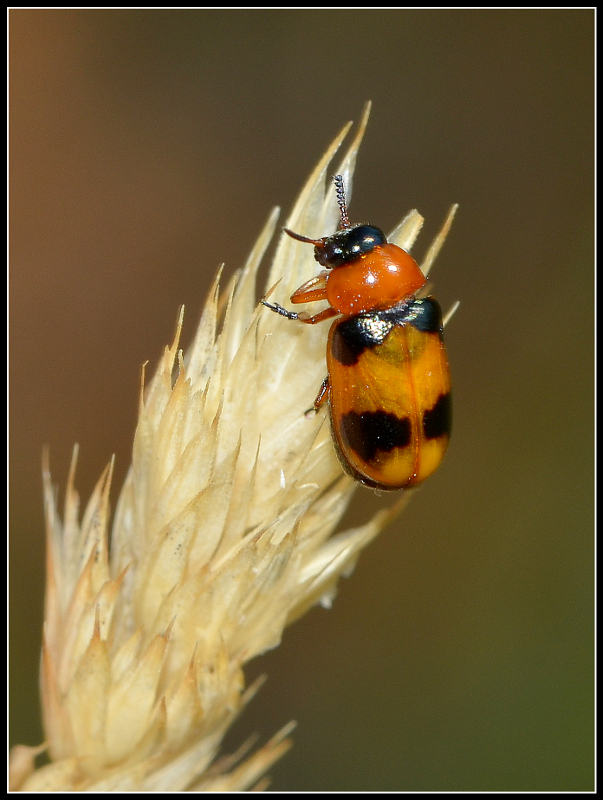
[303,376,330,416]
[262,300,338,326]
[297,307,339,325]
[261,299,300,320]
[313,376,330,411]
[290,274,328,304]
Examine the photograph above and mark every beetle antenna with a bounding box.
[333,174,351,229]
[283,228,324,247]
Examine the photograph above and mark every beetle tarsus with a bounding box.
[261,299,299,320]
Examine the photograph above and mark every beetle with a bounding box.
[262,175,452,490]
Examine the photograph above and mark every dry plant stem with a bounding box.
[11,102,456,791]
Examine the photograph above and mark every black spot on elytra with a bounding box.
[423,393,452,439]
[340,410,412,463]
[331,314,394,366]
[331,298,445,367]
[390,297,444,336]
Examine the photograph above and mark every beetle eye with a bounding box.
[315,224,387,268]
[316,239,345,268]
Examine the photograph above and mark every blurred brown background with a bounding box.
[10,9,593,791]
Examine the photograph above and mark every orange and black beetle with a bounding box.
[262,175,452,490]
